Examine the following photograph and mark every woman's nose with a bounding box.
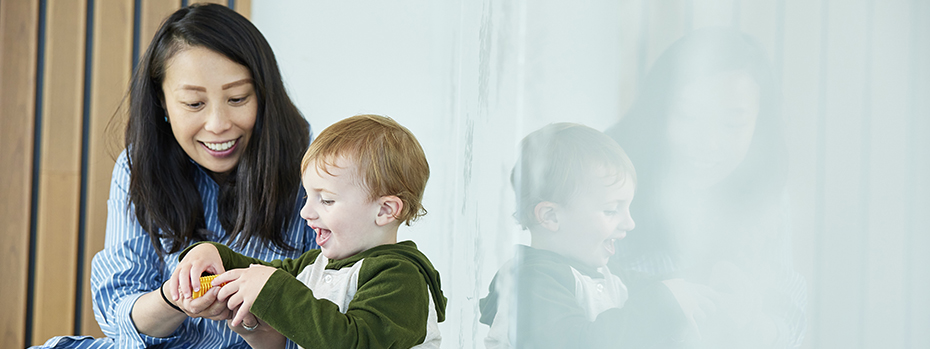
[203,105,232,134]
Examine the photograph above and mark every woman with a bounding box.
[36,4,317,348]
[606,28,806,348]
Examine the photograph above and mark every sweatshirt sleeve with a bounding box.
[249,255,431,349]
[180,241,319,275]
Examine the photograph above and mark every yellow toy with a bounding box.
[191,275,226,299]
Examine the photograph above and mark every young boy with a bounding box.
[170,114,446,349]
[479,123,689,349]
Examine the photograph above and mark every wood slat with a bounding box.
[79,0,135,337]
[235,0,252,19]
[138,0,181,63]
[31,0,87,343]
[189,0,226,5]
[0,1,40,347]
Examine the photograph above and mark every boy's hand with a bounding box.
[213,264,277,327]
[168,243,226,301]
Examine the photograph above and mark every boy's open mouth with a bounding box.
[314,227,332,246]
[604,238,617,256]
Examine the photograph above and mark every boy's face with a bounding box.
[300,157,385,260]
[556,172,636,268]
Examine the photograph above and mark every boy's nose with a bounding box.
[619,215,635,233]
[299,201,319,221]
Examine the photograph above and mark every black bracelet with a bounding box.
[160,281,185,314]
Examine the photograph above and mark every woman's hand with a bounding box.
[164,243,231,321]
[214,264,277,327]
[168,243,226,300]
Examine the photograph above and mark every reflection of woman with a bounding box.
[606,28,805,348]
[37,4,317,348]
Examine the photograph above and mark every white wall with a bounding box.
[253,1,627,347]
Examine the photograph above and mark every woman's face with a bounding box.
[162,46,257,180]
[666,70,760,188]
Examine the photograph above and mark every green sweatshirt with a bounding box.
[479,245,689,348]
[183,241,447,349]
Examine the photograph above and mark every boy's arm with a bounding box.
[250,256,432,349]
[180,241,319,276]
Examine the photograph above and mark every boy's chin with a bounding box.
[581,257,610,269]
[321,248,339,260]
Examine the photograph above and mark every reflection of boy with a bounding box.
[479,123,689,348]
[173,114,446,349]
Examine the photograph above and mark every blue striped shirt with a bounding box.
[35,150,318,349]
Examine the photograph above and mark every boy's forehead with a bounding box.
[306,154,357,174]
[303,155,369,190]
[572,172,635,199]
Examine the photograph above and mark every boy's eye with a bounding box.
[320,198,334,206]
[604,210,618,216]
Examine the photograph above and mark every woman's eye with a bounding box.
[185,101,204,109]
[229,96,248,105]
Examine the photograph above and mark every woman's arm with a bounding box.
[91,151,231,345]
[90,151,187,346]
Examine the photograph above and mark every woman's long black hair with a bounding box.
[125,3,309,256]
[605,27,788,266]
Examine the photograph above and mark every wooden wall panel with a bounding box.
[819,0,870,347]
[0,1,39,347]
[79,0,136,338]
[190,0,226,5]
[31,0,87,342]
[235,0,252,19]
[138,0,182,63]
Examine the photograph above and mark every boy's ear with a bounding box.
[534,201,559,232]
[375,195,404,227]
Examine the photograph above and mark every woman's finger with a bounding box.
[190,261,206,293]
[176,262,193,299]
[167,266,181,301]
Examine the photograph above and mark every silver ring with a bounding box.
[242,322,259,331]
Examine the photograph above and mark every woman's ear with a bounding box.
[375,195,404,227]
[534,201,560,232]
